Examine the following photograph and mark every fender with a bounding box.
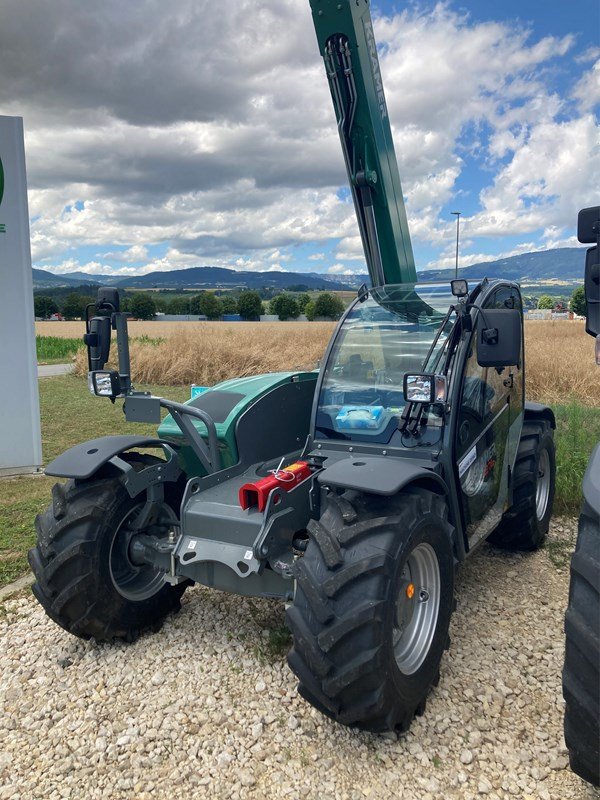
[45,435,178,481]
[524,401,556,429]
[316,455,448,497]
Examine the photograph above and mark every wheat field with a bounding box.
[37,319,596,407]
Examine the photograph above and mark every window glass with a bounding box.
[316,284,455,441]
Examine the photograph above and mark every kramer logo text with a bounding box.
[363,20,388,121]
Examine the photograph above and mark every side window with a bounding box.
[456,285,522,458]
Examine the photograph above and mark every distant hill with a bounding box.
[112,266,354,291]
[344,247,587,292]
[420,247,586,286]
[34,247,587,294]
[32,268,100,288]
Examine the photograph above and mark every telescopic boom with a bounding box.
[310,0,417,286]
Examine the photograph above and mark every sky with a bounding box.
[0,0,598,278]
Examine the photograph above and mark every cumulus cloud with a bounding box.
[1,0,596,274]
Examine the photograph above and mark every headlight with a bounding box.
[88,370,122,397]
[403,373,447,404]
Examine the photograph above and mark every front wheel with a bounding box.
[28,455,187,642]
[287,487,455,732]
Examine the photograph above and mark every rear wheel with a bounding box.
[28,455,187,642]
[488,420,555,550]
[287,487,455,732]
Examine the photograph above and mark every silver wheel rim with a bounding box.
[536,448,551,521]
[393,542,441,675]
[109,503,176,601]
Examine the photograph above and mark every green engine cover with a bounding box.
[157,371,317,477]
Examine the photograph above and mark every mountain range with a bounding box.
[33,246,588,294]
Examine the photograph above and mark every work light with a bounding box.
[88,370,122,397]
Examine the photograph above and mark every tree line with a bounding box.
[34,289,347,321]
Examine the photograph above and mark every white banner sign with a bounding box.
[0,116,42,475]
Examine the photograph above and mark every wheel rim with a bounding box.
[535,448,551,522]
[393,542,441,676]
[109,503,176,601]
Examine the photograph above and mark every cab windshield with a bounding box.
[315,283,456,443]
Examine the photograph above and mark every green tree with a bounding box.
[168,297,191,314]
[270,294,300,320]
[304,300,316,321]
[61,293,92,320]
[312,292,345,320]
[220,295,238,314]
[152,295,170,313]
[237,290,264,320]
[537,295,554,310]
[196,291,222,320]
[34,295,59,319]
[570,286,586,317]
[297,293,311,313]
[129,292,156,320]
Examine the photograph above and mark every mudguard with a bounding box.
[317,455,447,496]
[45,436,174,480]
[524,401,556,429]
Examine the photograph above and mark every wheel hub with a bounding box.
[535,448,551,522]
[109,502,176,601]
[393,542,441,675]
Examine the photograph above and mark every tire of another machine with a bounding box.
[488,420,555,551]
[287,486,455,732]
[28,455,187,643]
[563,512,600,787]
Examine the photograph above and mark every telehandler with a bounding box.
[30,0,556,732]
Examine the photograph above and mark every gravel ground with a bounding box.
[0,517,597,800]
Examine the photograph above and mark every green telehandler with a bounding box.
[30,0,557,732]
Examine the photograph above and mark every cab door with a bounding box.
[454,286,524,546]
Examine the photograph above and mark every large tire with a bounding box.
[287,487,455,732]
[28,455,187,642]
[563,497,600,786]
[488,420,555,550]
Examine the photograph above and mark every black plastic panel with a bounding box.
[190,391,245,423]
[236,378,317,467]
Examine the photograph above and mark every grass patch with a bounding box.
[552,402,600,515]
[39,375,188,463]
[0,376,188,588]
[36,335,84,364]
[0,477,54,586]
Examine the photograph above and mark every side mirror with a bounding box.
[577,206,600,244]
[96,286,120,313]
[403,373,447,404]
[83,315,111,371]
[584,245,600,339]
[476,308,521,368]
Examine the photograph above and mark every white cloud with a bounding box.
[1,0,595,274]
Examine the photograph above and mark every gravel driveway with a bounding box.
[0,518,595,800]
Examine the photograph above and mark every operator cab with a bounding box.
[315,282,457,445]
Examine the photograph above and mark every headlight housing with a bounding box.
[88,370,122,398]
[403,373,447,404]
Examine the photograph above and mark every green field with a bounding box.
[1,375,598,588]
[36,335,84,364]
